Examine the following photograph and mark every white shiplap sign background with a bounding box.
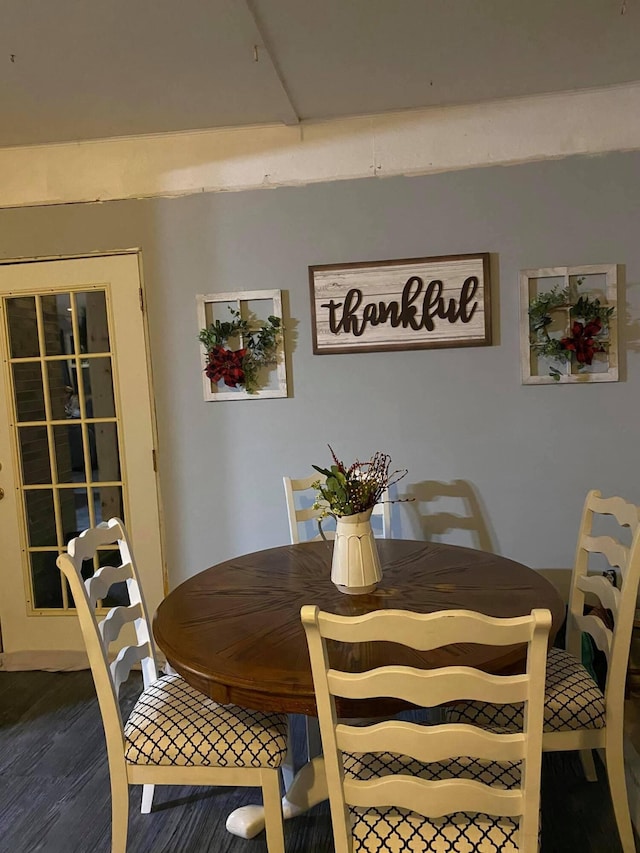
[309,254,491,354]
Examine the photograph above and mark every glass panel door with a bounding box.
[6,289,123,612]
[0,254,165,660]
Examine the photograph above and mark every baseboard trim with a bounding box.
[0,649,89,671]
[0,649,169,673]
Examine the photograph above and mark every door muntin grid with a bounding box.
[4,289,125,612]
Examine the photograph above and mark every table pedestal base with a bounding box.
[225,756,328,839]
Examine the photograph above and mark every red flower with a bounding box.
[560,318,604,365]
[205,345,247,387]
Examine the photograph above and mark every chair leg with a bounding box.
[305,715,322,759]
[579,749,598,782]
[261,768,285,853]
[140,783,154,814]
[605,734,636,853]
[110,774,130,853]
[281,717,295,791]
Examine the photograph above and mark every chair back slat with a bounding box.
[343,776,524,819]
[85,563,133,608]
[576,573,621,615]
[590,493,640,529]
[328,666,529,707]
[336,721,526,763]
[67,520,123,561]
[582,534,629,572]
[110,642,150,698]
[318,607,541,649]
[575,613,613,658]
[99,602,144,647]
[302,605,550,852]
[295,507,326,524]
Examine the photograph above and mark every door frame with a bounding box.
[0,249,167,670]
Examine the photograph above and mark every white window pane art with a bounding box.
[197,289,287,401]
[520,265,618,385]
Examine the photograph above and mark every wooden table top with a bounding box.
[153,539,565,717]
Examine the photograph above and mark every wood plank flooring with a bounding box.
[0,670,629,852]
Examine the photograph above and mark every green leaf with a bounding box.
[312,464,332,477]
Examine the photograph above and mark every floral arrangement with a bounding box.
[312,446,407,519]
[528,278,614,380]
[199,309,282,394]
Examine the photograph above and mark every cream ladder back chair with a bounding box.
[283,474,391,543]
[447,490,640,853]
[57,518,286,853]
[302,605,552,853]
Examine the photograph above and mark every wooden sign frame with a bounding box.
[309,253,491,355]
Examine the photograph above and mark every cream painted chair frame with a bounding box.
[545,490,640,853]
[283,474,391,543]
[302,605,551,853]
[57,518,285,853]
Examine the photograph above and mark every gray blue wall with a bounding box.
[2,151,639,585]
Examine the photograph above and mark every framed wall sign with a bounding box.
[309,253,491,355]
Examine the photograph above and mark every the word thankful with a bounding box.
[321,275,479,337]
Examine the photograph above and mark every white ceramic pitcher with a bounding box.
[330,508,382,594]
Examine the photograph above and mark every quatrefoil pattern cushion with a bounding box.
[123,674,288,767]
[342,752,523,852]
[446,647,606,732]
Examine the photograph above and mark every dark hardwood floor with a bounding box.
[0,670,628,852]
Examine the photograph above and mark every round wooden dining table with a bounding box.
[153,538,565,719]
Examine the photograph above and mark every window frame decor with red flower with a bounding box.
[520,265,618,385]
[196,290,287,401]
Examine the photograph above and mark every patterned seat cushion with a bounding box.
[446,647,606,732]
[343,751,524,852]
[123,674,288,767]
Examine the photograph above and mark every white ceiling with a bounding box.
[2,0,639,149]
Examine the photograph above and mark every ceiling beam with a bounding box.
[1,82,640,209]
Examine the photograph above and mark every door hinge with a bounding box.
[139,287,144,313]
[152,448,157,472]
